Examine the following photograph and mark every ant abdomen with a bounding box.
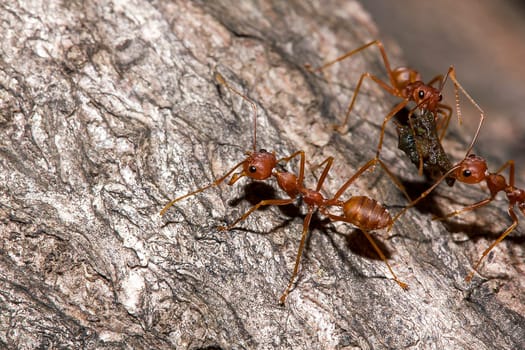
[392,67,421,88]
[343,196,393,230]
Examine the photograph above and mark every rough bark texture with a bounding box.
[0,1,523,349]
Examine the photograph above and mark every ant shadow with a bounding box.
[343,229,393,260]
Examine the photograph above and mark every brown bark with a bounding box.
[0,1,523,349]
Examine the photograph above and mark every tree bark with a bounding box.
[0,1,523,349]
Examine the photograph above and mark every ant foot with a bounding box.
[330,123,347,134]
[304,63,315,72]
[217,225,228,231]
[397,280,409,291]
[465,272,475,283]
[278,293,288,305]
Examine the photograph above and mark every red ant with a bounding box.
[161,73,409,304]
[385,84,512,282]
[306,40,483,176]
[392,141,523,282]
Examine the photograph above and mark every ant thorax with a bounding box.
[274,171,300,198]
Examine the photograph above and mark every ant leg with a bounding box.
[160,159,246,216]
[217,198,296,231]
[374,158,412,201]
[306,40,397,87]
[276,152,335,211]
[465,208,519,282]
[324,209,408,290]
[311,157,334,192]
[426,74,444,88]
[436,104,453,141]
[334,72,398,132]
[277,150,306,184]
[495,160,514,174]
[390,164,461,226]
[375,99,409,160]
[432,197,493,221]
[363,158,413,201]
[278,151,336,192]
[279,207,315,304]
[305,41,402,133]
[277,150,304,165]
[495,160,515,185]
[329,157,409,203]
[360,229,409,290]
[330,158,380,201]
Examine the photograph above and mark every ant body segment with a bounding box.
[161,73,409,304]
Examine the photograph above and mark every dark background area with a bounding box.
[362,0,525,180]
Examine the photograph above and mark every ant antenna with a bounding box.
[444,67,485,157]
[215,73,258,151]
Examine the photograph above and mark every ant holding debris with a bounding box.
[306,39,483,178]
[394,152,524,282]
[391,97,523,282]
[161,73,409,304]
[307,39,521,282]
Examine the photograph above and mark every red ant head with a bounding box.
[454,154,488,184]
[229,149,277,184]
[408,83,442,112]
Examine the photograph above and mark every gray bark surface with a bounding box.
[0,1,523,349]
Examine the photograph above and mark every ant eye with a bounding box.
[463,170,471,177]
[249,166,257,173]
[259,149,267,153]
[438,93,443,101]
[418,90,425,99]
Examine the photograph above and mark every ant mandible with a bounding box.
[161,73,409,304]
[306,40,482,176]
